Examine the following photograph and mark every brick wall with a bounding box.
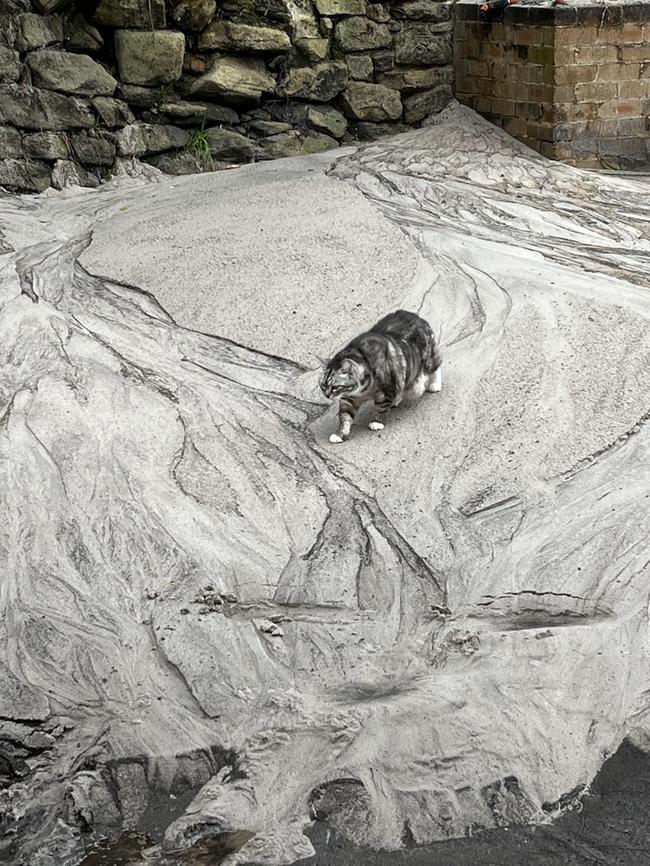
[454,2,650,168]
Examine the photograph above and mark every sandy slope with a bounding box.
[0,103,649,866]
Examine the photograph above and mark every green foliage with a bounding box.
[188,128,212,166]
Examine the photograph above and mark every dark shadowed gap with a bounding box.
[297,740,650,866]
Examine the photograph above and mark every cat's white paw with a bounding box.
[368,421,385,431]
[329,433,344,444]
[427,382,442,393]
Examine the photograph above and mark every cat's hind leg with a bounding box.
[406,372,428,401]
[426,365,442,393]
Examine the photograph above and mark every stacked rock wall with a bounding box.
[0,0,454,192]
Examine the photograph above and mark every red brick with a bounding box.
[622,23,645,44]
[540,141,560,159]
[618,80,647,100]
[529,45,554,65]
[515,100,543,120]
[575,81,618,101]
[528,83,553,101]
[555,47,577,65]
[555,83,578,102]
[455,40,481,60]
[482,42,504,60]
[491,97,517,117]
[555,102,599,122]
[465,59,490,77]
[615,99,645,117]
[620,43,650,62]
[555,65,597,85]
[597,98,642,119]
[492,80,522,100]
[502,116,528,137]
[561,26,600,47]
[596,62,641,82]
[574,44,618,65]
[595,25,621,46]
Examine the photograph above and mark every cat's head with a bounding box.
[319,356,369,400]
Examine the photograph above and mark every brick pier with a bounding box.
[453,2,650,168]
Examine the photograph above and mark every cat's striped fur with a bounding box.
[319,310,442,443]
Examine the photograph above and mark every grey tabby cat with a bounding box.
[319,309,442,444]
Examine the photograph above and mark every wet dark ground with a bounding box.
[81,740,649,865]
[302,740,649,866]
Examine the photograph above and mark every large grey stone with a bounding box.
[0,157,50,192]
[394,23,452,65]
[114,31,185,87]
[0,124,23,158]
[17,13,63,50]
[0,84,95,130]
[94,0,165,28]
[295,37,329,62]
[288,0,320,39]
[281,61,347,102]
[63,13,104,55]
[117,84,162,109]
[350,119,409,140]
[366,2,389,22]
[403,85,451,123]
[23,130,69,159]
[204,127,256,162]
[335,16,391,52]
[248,119,293,136]
[306,104,347,138]
[301,129,338,153]
[70,130,117,166]
[113,122,190,157]
[341,80,402,121]
[91,96,135,128]
[199,21,291,53]
[50,158,100,189]
[314,0,365,14]
[0,46,20,82]
[157,101,239,128]
[263,99,309,125]
[171,0,216,32]
[190,57,275,106]
[392,1,451,21]
[345,54,373,81]
[378,66,444,92]
[256,129,304,159]
[32,0,72,12]
[145,149,207,175]
[27,49,117,97]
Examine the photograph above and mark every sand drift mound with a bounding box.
[1,104,649,865]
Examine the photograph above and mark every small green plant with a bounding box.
[188,128,212,166]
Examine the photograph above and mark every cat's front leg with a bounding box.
[329,398,358,444]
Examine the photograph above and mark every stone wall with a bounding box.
[0,0,454,193]
[454,2,650,169]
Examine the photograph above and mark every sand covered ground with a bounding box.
[1,103,649,866]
